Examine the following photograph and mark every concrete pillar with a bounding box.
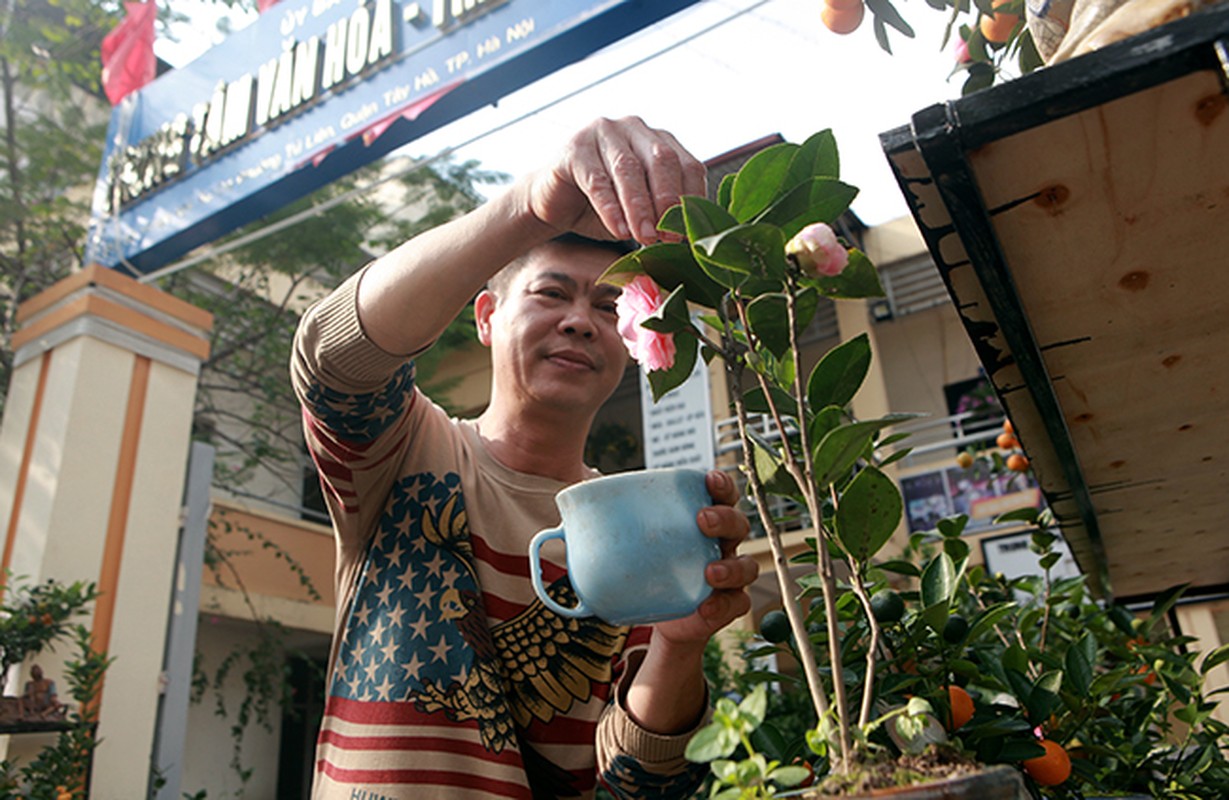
[0,265,211,797]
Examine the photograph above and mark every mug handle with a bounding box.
[529,527,590,619]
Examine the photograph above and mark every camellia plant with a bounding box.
[603,129,926,784]
[603,132,1229,796]
[819,0,1041,95]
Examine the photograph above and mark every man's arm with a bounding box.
[354,116,705,356]
[595,471,756,797]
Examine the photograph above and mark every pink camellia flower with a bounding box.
[786,222,849,278]
[616,274,676,372]
[954,36,972,64]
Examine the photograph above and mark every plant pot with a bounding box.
[796,764,1029,799]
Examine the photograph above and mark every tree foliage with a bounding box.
[155,156,505,496]
[0,0,507,497]
[0,0,116,415]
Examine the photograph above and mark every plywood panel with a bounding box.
[883,9,1229,598]
[964,68,1229,598]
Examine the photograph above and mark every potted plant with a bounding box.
[601,132,1229,797]
[0,577,109,800]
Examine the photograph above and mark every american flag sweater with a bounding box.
[292,269,708,799]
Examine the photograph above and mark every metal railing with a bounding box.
[710,408,1013,537]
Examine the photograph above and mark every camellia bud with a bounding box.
[954,36,972,64]
[786,222,849,278]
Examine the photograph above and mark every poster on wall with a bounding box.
[902,460,1042,534]
[639,354,714,471]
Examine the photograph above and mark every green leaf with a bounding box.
[694,224,790,280]
[682,196,746,289]
[807,248,886,300]
[994,506,1040,525]
[877,559,920,577]
[876,432,911,449]
[1159,663,1192,704]
[773,349,796,388]
[807,333,871,410]
[746,289,819,358]
[963,62,995,96]
[997,740,1046,762]
[808,405,844,453]
[1027,671,1063,723]
[944,537,970,563]
[770,765,811,788]
[873,14,892,54]
[597,249,647,287]
[921,552,957,609]
[743,385,799,418]
[752,437,801,499]
[835,466,902,563]
[1004,667,1033,706]
[1201,643,1229,675]
[685,721,738,762]
[712,759,738,782]
[878,448,913,468]
[936,515,968,539]
[920,601,949,635]
[681,194,738,240]
[740,683,769,728]
[599,243,728,309]
[639,285,693,334]
[647,330,698,402]
[751,720,791,762]
[755,178,859,240]
[812,414,916,486]
[1174,701,1216,727]
[716,173,736,210]
[967,601,1017,643]
[1017,30,1044,74]
[657,204,686,237]
[1065,632,1095,695]
[1150,583,1189,622]
[866,0,916,38]
[786,130,840,186]
[729,143,799,222]
[1108,604,1136,635]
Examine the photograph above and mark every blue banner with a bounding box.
[86,0,702,274]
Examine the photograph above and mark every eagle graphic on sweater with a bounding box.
[406,487,629,753]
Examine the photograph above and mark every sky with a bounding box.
[154,0,970,226]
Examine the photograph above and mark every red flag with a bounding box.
[101,2,156,104]
[257,0,282,12]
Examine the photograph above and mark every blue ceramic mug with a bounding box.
[529,467,722,626]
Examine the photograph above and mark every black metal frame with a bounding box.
[880,6,1229,599]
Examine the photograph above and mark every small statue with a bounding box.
[19,664,64,721]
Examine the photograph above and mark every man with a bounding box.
[293,116,757,799]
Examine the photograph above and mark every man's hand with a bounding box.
[653,469,758,646]
[525,116,707,245]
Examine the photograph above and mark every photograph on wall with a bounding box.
[902,461,1044,534]
[902,471,950,533]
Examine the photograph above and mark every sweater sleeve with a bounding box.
[595,645,711,799]
[290,266,422,551]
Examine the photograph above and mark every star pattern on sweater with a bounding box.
[304,362,416,442]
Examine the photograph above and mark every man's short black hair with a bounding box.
[485,234,638,299]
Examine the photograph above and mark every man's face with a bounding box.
[476,241,628,416]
